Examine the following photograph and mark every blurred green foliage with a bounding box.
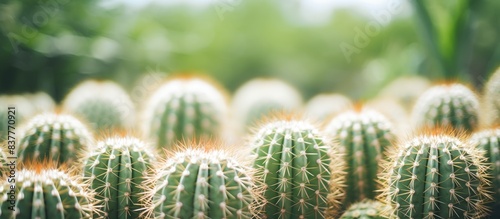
[0,0,498,101]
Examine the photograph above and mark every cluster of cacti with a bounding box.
[326,109,394,205]
[339,200,388,219]
[63,80,135,131]
[482,67,500,126]
[411,83,479,132]
[0,168,97,219]
[83,136,155,218]
[17,113,93,165]
[250,118,344,218]
[144,146,257,218]
[142,76,228,149]
[382,133,490,219]
[304,93,352,122]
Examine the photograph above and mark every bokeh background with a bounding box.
[1,0,499,101]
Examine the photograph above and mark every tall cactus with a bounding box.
[0,168,98,219]
[63,80,135,131]
[250,118,344,218]
[482,67,500,126]
[382,133,490,219]
[17,113,92,165]
[412,83,479,132]
[144,146,258,218]
[326,109,394,205]
[84,136,155,219]
[339,200,389,219]
[142,76,228,149]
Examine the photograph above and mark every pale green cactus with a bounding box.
[304,93,352,122]
[340,200,389,219]
[482,67,500,126]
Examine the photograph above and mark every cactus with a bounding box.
[326,109,394,205]
[382,133,490,219]
[339,200,389,219]
[84,136,155,219]
[17,113,92,165]
[470,129,500,214]
[0,148,7,178]
[63,80,135,131]
[0,95,36,140]
[0,167,97,219]
[482,67,500,126]
[378,76,431,111]
[367,98,410,134]
[231,78,302,134]
[142,76,228,149]
[304,93,352,122]
[250,118,344,219]
[144,146,257,218]
[26,92,56,113]
[411,83,479,132]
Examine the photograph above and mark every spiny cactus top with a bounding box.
[84,136,155,219]
[483,67,500,126]
[142,77,227,149]
[304,93,352,122]
[231,78,302,133]
[144,147,257,219]
[326,109,394,205]
[0,168,97,219]
[382,134,490,219]
[339,200,389,219]
[412,83,479,132]
[18,113,93,165]
[63,80,135,131]
[250,119,344,219]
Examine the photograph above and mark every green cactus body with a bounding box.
[340,200,388,219]
[470,129,500,207]
[483,68,500,126]
[251,120,343,219]
[146,148,255,218]
[384,135,490,219]
[143,78,227,149]
[326,109,394,205]
[17,113,92,165]
[63,80,135,131]
[84,137,154,219]
[0,169,96,219]
[412,84,479,132]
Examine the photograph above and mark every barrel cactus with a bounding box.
[84,136,155,219]
[18,113,92,165]
[0,167,97,219]
[482,67,500,126]
[142,76,228,149]
[144,146,258,218]
[382,133,490,219]
[250,118,344,218]
[304,93,352,122]
[63,80,135,131]
[411,83,479,132]
[326,109,394,205]
[340,200,389,219]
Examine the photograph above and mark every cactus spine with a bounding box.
[382,134,490,219]
[18,113,92,165]
[326,109,394,205]
[63,80,135,131]
[144,147,256,218]
[84,136,154,219]
[0,168,97,219]
[251,119,344,218]
[143,76,227,149]
[412,83,479,132]
[339,200,389,219]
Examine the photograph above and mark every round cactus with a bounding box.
[17,113,92,165]
[144,146,257,218]
[62,80,135,131]
[84,136,155,219]
[142,76,228,149]
[411,83,479,132]
[250,118,344,218]
[326,109,394,205]
[340,200,389,219]
[367,98,410,134]
[26,92,56,113]
[382,133,490,219]
[482,67,500,126]
[378,75,431,111]
[0,168,97,219]
[304,93,352,122]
